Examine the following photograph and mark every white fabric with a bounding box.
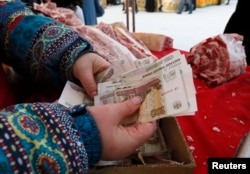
[75,5,85,24]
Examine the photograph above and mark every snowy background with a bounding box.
[98,0,237,51]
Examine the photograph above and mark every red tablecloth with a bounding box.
[1,48,250,174]
[152,48,250,174]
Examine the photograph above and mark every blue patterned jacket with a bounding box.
[0,0,102,173]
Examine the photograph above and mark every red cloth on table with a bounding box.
[153,48,250,174]
[0,64,60,108]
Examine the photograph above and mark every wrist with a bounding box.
[70,104,102,166]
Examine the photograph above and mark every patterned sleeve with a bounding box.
[0,0,93,87]
[0,102,102,173]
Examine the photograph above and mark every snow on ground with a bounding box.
[98,0,237,51]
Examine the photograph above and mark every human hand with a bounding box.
[73,52,110,99]
[87,96,157,160]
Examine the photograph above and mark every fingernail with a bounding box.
[131,96,142,104]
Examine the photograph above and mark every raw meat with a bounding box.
[132,32,173,51]
[187,33,247,86]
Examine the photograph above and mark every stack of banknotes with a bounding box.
[95,50,197,124]
[58,50,197,165]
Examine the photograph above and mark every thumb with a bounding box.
[115,96,157,143]
[119,96,157,150]
[114,96,144,123]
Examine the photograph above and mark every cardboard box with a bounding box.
[89,117,196,174]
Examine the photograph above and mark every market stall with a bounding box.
[1,1,248,173]
[137,0,225,12]
[196,0,225,7]
[1,45,250,174]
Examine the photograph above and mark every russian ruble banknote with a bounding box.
[95,50,197,124]
[95,56,156,83]
[58,50,197,162]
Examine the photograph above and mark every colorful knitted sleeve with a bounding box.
[0,102,102,173]
[0,0,93,87]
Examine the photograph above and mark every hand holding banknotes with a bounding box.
[87,96,157,160]
[73,52,111,99]
[0,1,159,172]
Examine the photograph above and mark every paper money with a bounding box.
[134,56,156,69]
[95,59,137,83]
[58,51,196,128]
[59,50,197,166]
[95,50,197,123]
[95,56,156,83]
[115,50,197,116]
[136,124,167,156]
[58,81,93,108]
[114,69,189,123]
